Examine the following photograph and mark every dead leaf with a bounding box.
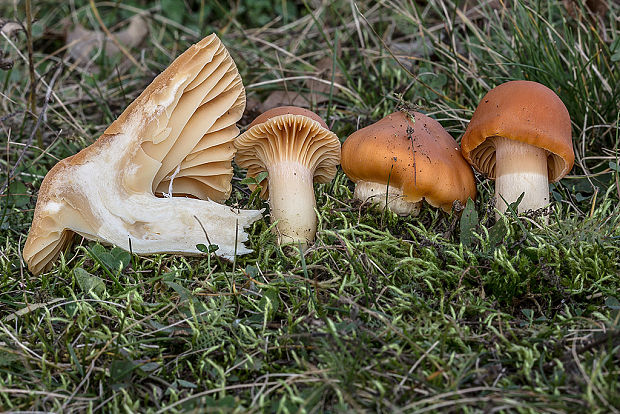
[307,56,345,95]
[0,51,12,70]
[0,20,23,37]
[0,19,24,70]
[259,90,315,112]
[564,0,608,18]
[259,51,346,113]
[586,0,609,16]
[66,15,148,63]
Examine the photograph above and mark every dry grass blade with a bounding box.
[0,0,618,411]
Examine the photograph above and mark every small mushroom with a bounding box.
[234,106,341,247]
[461,81,574,216]
[23,34,262,275]
[341,111,476,215]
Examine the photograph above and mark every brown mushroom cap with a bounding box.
[341,111,476,212]
[234,107,341,198]
[460,80,574,182]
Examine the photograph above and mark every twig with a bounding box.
[24,0,36,118]
[0,64,62,196]
[0,111,22,124]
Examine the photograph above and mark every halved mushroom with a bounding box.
[23,34,262,275]
[234,106,341,247]
[341,111,476,215]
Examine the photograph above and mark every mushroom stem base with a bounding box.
[494,136,549,218]
[354,181,421,216]
[267,161,317,248]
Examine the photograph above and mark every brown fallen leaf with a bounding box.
[564,0,609,18]
[0,19,23,37]
[258,90,315,112]
[307,55,345,96]
[0,51,12,70]
[259,50,345,113]
[66,15,148,63]
[0,19,24,70]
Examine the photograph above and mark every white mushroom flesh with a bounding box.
[23,34,261,274]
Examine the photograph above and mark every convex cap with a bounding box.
[461,80,574,181]
[235,106,340,246]
[461,80,574,217]
[342,111,476,214]
[23,34,261,274]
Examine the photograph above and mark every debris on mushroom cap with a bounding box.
[461,80,574,182]
[235,106,340,199]
[234,107,341,246]
[341,110,476,213]
[23,34,261,275]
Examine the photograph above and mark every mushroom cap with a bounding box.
[108,34,246,201]
[248,106,328,129]
[234,107,341,198]
[341,111,476,212]
[23,34,250,274]
[460,80,574,182]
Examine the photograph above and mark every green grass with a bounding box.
[1,0,619,412]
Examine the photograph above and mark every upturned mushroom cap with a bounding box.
[234,107,340,246]
[341,111,476,212]
[23,34,261,275]
[460,80,574,182]
[234,106,340,197]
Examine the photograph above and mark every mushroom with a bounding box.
[23,34,262,275]
[460,80,574,216]
[341,110,476,215]
[234,106,341,247]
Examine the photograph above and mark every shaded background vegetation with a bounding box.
[0,0,618,412]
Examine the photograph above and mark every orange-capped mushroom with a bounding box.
[341,111,476,215]
[461,80,574,216]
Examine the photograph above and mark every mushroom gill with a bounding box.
[23,34,261,275]
[234,107,341,247]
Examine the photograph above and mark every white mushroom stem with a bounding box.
[494,136,549,217]
[267,161,317,247]
[354,181,421,216]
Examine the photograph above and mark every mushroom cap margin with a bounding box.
[234,108,341,199]
[460,80,574,182]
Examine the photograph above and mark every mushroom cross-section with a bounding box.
[234,106,341,247]
[341,111,476,215]
[23,34,262,275]
[460,80,574,216]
